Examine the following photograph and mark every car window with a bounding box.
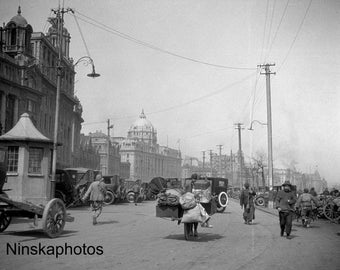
[218,181,226,187]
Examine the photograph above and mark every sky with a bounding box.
[1,0,339,186]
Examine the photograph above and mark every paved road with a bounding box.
[0,200,339,270]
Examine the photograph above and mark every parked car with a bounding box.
[124,180,143,203]
[55,167,96,206]
[184,176,229,213]
[102,175,130,205]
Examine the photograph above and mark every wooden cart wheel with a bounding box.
[0,211,11,232]
[42,198,66,238]
[323,202,339,222]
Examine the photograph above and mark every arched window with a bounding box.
[10,28,16,46]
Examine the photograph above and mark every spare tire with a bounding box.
[218,192,228,208]
[255,196,265,206]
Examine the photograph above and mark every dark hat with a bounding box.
[282,180,292,186]
[244,182,250,188]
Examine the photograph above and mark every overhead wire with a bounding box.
[265,0,290,61]
[259,0,270,63]
[265,0,277,61]
[252,0,289,123]
[82,71,256,126]
[278,0,313,72]
[72,10,256,71]
[72,12,91,58]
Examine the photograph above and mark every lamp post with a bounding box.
[50,7,100,199]
[248,120,267,131]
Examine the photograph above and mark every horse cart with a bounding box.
[155,176,228,240]
[0,113,74,238]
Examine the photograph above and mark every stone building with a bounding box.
[88,131,122,176]
[0,7,86,169]
[117,110,181,182]
[72,134,100,170]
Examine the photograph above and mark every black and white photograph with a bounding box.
[0,0,339,269]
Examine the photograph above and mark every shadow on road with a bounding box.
[218,211,232,215]
[3,229,78,241]
[163,233,224,242]
[95,220,119,225]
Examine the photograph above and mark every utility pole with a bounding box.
[107,119,113,175]
[258,63,275,191]
[202,151,206,170]
[208,149,213,176]
[217,145,223,177]
[234,123,244,188]
[50,5,73,199]
[230,149,233,186]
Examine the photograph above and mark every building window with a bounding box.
[28,147,43,174]
[7,146,19,172]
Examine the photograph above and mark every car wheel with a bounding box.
[127,192,135,203]
[104,191,115,205]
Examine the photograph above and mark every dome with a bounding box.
[8,6,28,27]
[129,110,154,131]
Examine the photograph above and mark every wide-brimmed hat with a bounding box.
[282,180,292,186]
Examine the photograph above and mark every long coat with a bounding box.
[240,189,256,221]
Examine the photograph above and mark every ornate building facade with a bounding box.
[117,110,181,182]
[0,7,84,168]
[88,131,124,176]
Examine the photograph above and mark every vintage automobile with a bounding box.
[102,175,129,205]
[155,175,228,240]
[55,169,76,206]
[55,167,96,206]
[124,180,143,203]
[184,176,229,213]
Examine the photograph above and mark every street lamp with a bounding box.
[73,56,100,78]
[50,7,100,199]
[248,120,267,130]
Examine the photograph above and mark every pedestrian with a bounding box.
[132,180,141,206]
[240,182,256,225]
[82,174,107,225]
[296,188,319,228]
[309,187,317,197]
[322,188,330,196]
[275,181,296,239]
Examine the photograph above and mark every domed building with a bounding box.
[118,110,181,182]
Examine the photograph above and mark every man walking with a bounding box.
[240,182,256,225]
[275,181,296,239]
[296,188,319,227]
[82,174,107,225]
[132,180,141,206]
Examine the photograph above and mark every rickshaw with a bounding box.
[0,113,74,238]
